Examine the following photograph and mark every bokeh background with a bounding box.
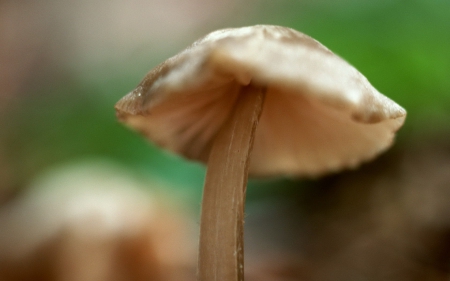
[1,0,449,280]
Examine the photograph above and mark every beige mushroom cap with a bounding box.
[116,25,406,177]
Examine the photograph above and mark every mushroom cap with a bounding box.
[115,25,406,177]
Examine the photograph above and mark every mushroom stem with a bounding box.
[198,84,266,281]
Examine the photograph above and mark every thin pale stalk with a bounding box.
[198,85,266,281]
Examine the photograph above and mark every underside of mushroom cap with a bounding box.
[115,25,406,177]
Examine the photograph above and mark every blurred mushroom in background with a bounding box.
[243,132,450,281]
[0,160,197,281]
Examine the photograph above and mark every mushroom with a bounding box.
[115,25,406,281]
[0,161,196,281]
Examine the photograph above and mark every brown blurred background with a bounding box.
[1,0,449,280]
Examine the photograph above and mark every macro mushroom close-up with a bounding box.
[115,25,406,281]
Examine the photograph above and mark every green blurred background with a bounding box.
[1,0,449,205]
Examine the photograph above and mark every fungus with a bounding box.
[115,25,406,281]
